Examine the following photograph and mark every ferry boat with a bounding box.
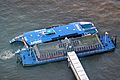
[10,22,115,66]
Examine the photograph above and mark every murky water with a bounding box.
[0,0,120,80]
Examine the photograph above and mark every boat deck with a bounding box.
[33,35,102,60]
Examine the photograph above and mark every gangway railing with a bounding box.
[67,51,89,80]
[33,45,41,58]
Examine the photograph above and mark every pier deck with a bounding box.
[67,51,89,80]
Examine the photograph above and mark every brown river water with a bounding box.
[0,0,120,80]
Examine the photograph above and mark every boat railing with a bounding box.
[74,43,102,53]
[38,50,65,61]
[36,43,102,61]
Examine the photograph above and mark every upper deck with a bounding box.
[23,22,98,46]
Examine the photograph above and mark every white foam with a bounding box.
[0,50,15,60]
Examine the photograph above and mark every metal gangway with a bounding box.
[67,51,89,80]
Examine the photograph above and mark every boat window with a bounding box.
[81,24,93,29]
[85,29,97,34]
[45,29,55,35]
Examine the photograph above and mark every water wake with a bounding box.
[0,50,15,60]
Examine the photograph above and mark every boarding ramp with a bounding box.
[67,51,89,80]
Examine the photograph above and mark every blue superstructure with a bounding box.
[10,22,115,66]
[10,22,98,45]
